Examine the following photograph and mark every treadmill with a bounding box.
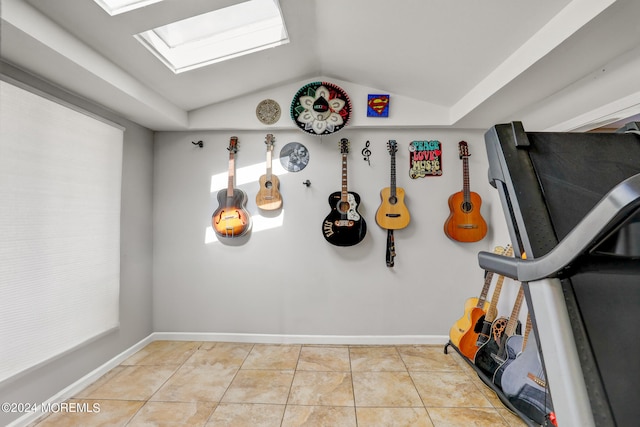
[478,121,640,426]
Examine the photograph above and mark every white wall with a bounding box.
[153,127,518,340]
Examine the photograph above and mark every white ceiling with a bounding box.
[2,0,640,131]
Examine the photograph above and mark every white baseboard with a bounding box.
[151,332,449,346]
[9,332,448,426]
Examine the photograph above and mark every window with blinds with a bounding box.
[0,80,123,383]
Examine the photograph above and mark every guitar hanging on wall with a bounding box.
[376,140,410,266]
[322,138,367,246]
[255,133,282,211]
[444,141,487,242]
[212,137,251,238]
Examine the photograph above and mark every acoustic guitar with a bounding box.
[474,245,513,349]
[212,137,251,238]
[474,283,524,382]
[322,138,367,246]
[501,314,555,425]
[454,244,512,360]
[444,141,487,242]
[376,140,410,230]
[255,133,283,211]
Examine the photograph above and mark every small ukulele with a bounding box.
[212,137,251,238]
[444,141,487,242]
[255,134,282,211]
[322,138,367,246]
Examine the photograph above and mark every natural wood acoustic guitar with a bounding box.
[255,133,282,211]
[444,141,487,242]
[376,140,410,230]
[212,137,251,238]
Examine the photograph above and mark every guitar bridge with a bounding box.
[335,219,354,227]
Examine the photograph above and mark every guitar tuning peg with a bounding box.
[302,180,311,187]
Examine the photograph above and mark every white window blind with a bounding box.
[0,80,123,383]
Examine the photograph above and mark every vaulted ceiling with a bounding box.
[2,0,640,132]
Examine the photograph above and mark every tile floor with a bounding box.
[31,341,529,426]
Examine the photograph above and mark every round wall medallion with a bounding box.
[256,99,281,125]
[290,81,351,136]
[279,142,309,172]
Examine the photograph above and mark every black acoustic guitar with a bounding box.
[474,283,524,382]
[322,138,367,246]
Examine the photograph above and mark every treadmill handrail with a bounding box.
[478,173,640,281]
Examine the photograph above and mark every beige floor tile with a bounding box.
[398,345,462,371]
[352,371,423,407]
[427,407,510,427]
[184,342,253,368]
[221,369,294,404]
[496,408,530,427]
[411,371,493,408]
[297,346,350,371]
[206,403,285,427]
[150,365,238,402]
[242,344,301,370]
[33,399,143,427]
[350,346,406,371]
[356,407,434,427]
[281,405,356,427]
[127,401,215,426]
[122,341,201,365]
[80,365,179,400]
[287,371,354,406]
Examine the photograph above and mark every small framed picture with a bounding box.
[367,94,390,117]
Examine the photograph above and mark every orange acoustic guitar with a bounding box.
[444,141,487,242]
[212,137,251,238]
[255,133,282,211]
[449,245,510,352]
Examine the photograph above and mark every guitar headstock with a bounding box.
[458,140,470,159]
[264,134,275,151]
[339,138,350,154]
[387,140,398,154]
[228,136,239,153]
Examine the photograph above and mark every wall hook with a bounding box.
[192,140,203,148]
[302,180,311,187]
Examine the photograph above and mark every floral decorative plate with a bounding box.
[290,82,351,135]
[256,99,281,125]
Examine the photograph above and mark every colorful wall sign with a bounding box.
[409,140,442,178]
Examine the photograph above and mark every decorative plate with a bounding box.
[256,99,281,125]
[290,81,351,135]
[279,142,309,172]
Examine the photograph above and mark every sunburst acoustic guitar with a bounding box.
[444,141,487,242]
[255,133,282,211]
[322,138,367,246]
[212,137,251,238]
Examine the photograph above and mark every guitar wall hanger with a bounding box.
[191,140,203,148]
[302,180,311,187]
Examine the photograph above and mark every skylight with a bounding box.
[134,0,289,73]
[94,0,163,16]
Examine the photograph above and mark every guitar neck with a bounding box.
[265,147,273,180]
[390,149,396,197]
[476,271,495,308]
[504,286,525,337]
[227,150,235,198]
[485,274,506,322]
[462,156,471,202]
[522,313,532,350]
[341,152,349,202]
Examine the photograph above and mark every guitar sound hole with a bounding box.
[389,196,397,205]
[461,201,473,213]
[337,201,350,214]
[265,181,273,189]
